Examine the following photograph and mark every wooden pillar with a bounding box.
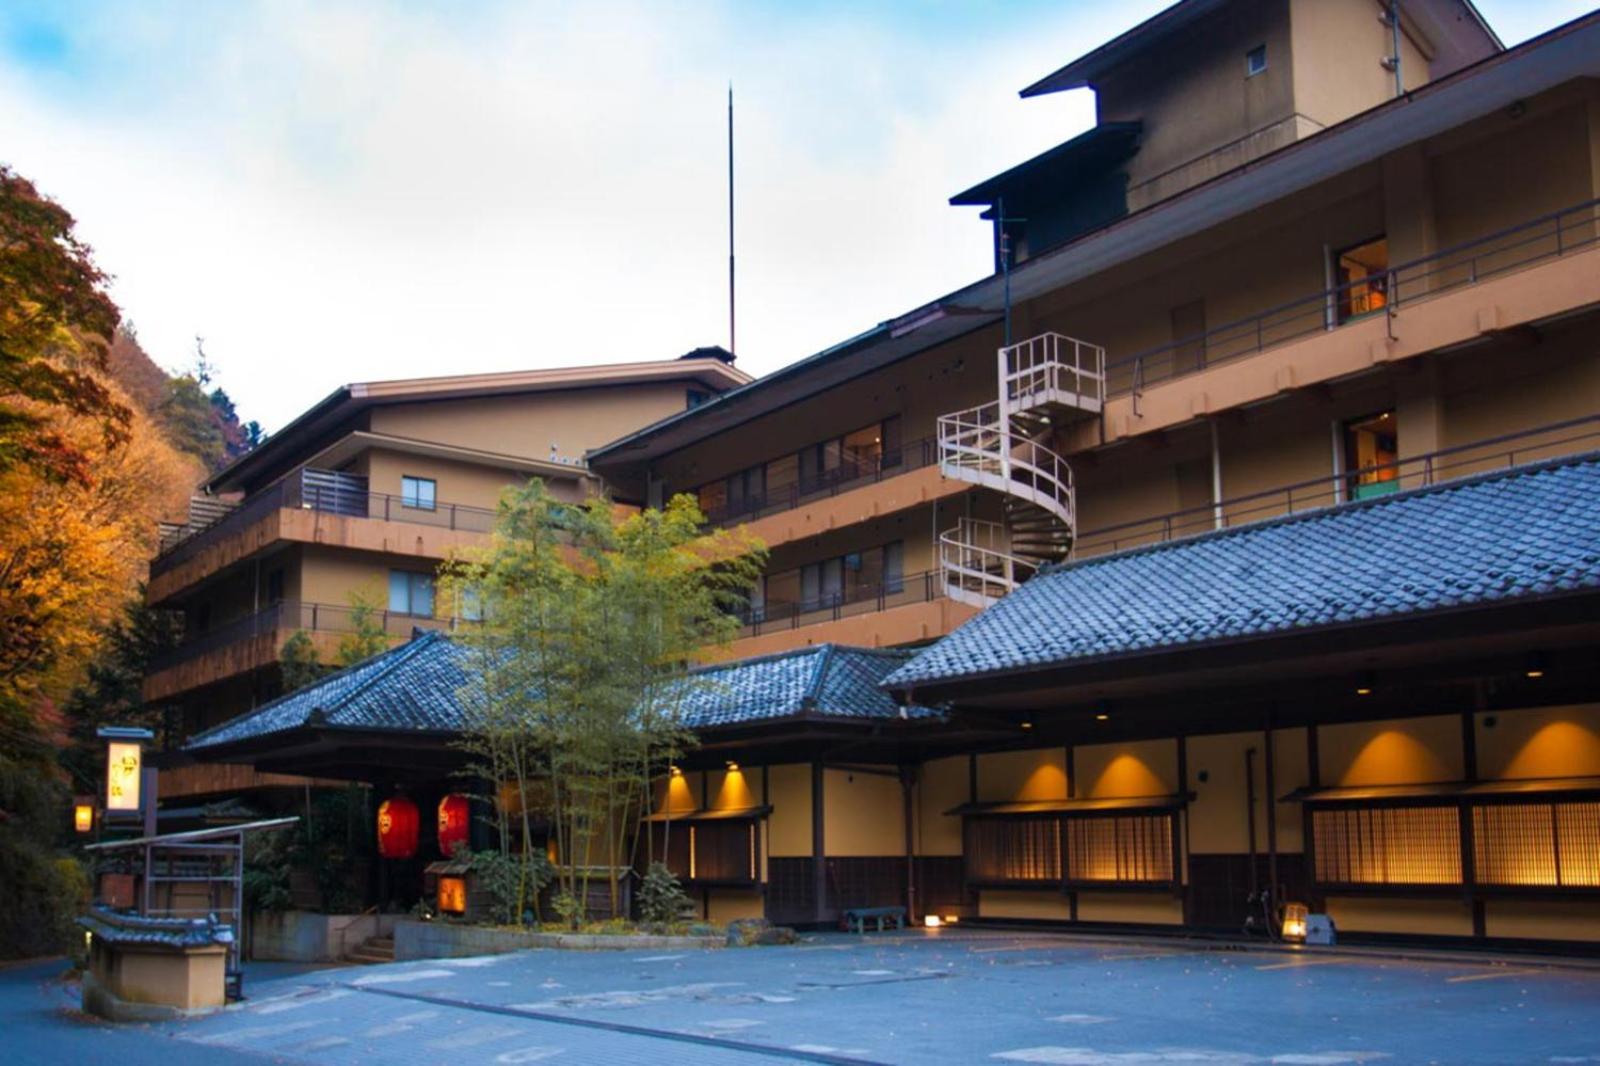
[1177,735,1192,926]
[811,761,827,924]
[900,766,917,923]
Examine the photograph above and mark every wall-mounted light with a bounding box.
[1020,720,1034,731]
[73,800,94,834]
[1524,652,1546,680]
[1355,671,1375,696]
[1095,713,1110,722]
[725,761,740,772]
[669,765,683,776]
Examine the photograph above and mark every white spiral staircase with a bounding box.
[937,332,1105,608]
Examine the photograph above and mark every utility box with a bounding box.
[1305,913,1337,946]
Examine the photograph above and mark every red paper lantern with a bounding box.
[437,794,470,857]
[377,795,419,859]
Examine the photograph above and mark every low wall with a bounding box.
[250,911,398,962]
[394,919,722,960]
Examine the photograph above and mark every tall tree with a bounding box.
[0,165,129,485]
[445,483,764,925]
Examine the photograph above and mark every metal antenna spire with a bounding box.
[728,83,736,357]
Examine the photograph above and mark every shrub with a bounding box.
[460,848,553,926]
[638,862,693,926]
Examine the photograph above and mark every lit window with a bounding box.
[388,570,435,617]
[1334,236,1389,322]
[401,476,436,511]
[1246,45,1267,77]
[1343,410,1399,500]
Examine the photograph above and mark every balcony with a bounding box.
[1105,197,1600,402]
[1074,414,1600,558]
[709,568,979,661]
[143,599,473,702]
[698,435,940,529]
[149,468,500,603]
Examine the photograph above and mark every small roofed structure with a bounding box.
[80,817,297,1019]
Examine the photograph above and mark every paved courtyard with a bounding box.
[9,931,1600,1064]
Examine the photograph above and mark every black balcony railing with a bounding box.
[147,600,474,674]
[1108,197,1600,401]
[1074,414,1600,558]
[698,436,939,528]
[732,569,944,638]
[151,468,501,579]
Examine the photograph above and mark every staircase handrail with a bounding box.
[1002,332,1107,410]
[939,519,1038,606]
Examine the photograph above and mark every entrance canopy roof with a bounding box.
[183,635,937,778]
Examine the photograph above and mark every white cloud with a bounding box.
[0,0,1140,429]
[5,0,1575,430]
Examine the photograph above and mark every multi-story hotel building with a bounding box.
[147,352,748,800]
[179,0,1600,948]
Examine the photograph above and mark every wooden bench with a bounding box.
[843,905,906,933]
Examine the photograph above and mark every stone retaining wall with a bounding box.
[394,919,722,960]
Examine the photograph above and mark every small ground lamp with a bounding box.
[73,795,95,834]
[923,915,942,928]
[437,794,470,857]
[437,874,468,916]
[1281,902,1309,942]
[377,795,420,859]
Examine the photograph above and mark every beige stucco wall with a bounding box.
[1475,704,1600,781]
[823,768,904,857]
[915,756,967,858]
[1320,715,1463,786]
[977,889,1073,921]
[975,748,1069,803]
[370,381,698,464]
[766,763,812,858]
[1076,738,1179,798]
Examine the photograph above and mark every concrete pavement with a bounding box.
[7,931,1600,1063]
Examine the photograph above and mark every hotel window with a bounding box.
[265,567,285,605]
[401,475,436,511]
[1343,410,1399,500]
[1474,801,1600,889]
[388,570,435,618]
[1063,813,1177,886]
[1311,805,1463,886]
[725,463,767,517]
[965,817,1062,885]
[1334,236,1389,322]
[1245,44,1267,77]
[801,556,844,611]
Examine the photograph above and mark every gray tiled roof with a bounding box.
[185,631,473,751]
[185,635,933,754]
[668,644,939,727]
[884,452,1600,690]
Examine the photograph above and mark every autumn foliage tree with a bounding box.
[0,164,199,957]
[0,165,130,485]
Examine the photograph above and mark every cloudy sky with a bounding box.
[1,1,1591,430]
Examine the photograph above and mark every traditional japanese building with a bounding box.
[177,0,1600,947]
[147,351,748,802]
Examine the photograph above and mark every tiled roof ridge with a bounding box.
[690,642,832,677]
[801,644,838,714]
[1044,448,1600,578]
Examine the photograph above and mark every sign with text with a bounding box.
[106,742,142,812]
